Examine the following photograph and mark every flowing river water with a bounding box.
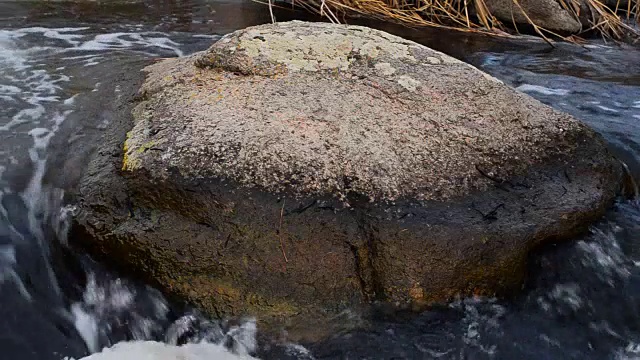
[1,1,640,359]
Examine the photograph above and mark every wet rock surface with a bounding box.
[73,21,623,341]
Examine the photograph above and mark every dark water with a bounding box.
[1,1,640,359]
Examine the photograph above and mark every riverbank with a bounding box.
[276,0,639,41]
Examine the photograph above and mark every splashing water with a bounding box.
[78,340,257,360]
[0,24,262,360]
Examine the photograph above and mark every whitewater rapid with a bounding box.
[0,26,263,360]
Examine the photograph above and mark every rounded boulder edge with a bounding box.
[72,21,623,341]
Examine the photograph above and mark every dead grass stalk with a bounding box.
[259,0,639,42]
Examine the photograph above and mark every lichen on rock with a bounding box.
[195,22,418,75]
[124,21,592,203]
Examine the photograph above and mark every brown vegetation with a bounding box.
[261,0,639,42]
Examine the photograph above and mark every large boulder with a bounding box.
[72,21,622,340]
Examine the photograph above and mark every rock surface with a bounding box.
[484,0,583,34]
[72,21,622,341]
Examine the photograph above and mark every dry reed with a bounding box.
[258,0,639,42]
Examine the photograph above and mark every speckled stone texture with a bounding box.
[73,21,622,341]
[126,21,585,202]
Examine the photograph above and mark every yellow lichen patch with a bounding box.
[121,131,139,171]
[122,155,141,172]
[136,140,157,154]
[122,151,129,171]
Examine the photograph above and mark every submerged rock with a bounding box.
[73,21,622,341]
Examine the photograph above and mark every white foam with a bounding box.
[634,101,640,109]
[0,84,21,94]
[16,27,88,47]
[64,94,78,105]
[615,342,640,359]
[597,105,620,113]
[577,226,631,285]
[0,244,32,300]
[72,303,100,353]
[583,44,613,50]
[284,343,315,359]
[62,54,105,61]
[549,283,583,310]
[0,33,71,132]
[83,275,135,311]
[79,341,257,360]
[634,115,640,120]
[71,301,260,359]
[449,297,502,356]
[75,33,183,57]
[70,274,177,353]
[0,30,28,70]
[515,84,570,96]
[193,34,221,39]
[23,112,70,210]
